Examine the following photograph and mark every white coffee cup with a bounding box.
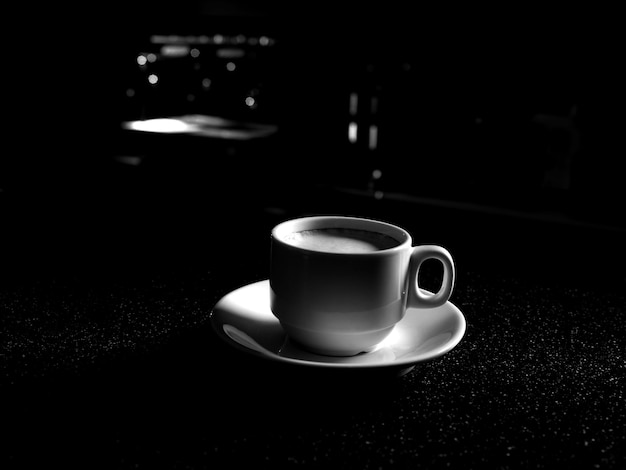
[270,215,455,356]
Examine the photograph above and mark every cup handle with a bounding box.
[407,245,455,309]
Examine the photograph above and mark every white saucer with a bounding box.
[209,280,466,376]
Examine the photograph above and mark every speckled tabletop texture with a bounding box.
[2,189,625,469]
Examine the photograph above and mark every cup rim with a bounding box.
[271,215,412,255]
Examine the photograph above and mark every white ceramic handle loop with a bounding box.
[408,245,455,309]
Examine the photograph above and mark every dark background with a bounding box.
[3,2,625,230]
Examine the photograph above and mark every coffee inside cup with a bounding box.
[282,227,399,253]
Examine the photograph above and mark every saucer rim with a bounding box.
[209,279,466,370]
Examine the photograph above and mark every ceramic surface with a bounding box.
[210,280,466,375]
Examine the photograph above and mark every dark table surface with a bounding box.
[2,169,625,469]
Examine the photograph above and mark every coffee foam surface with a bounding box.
[283,228,398,253]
